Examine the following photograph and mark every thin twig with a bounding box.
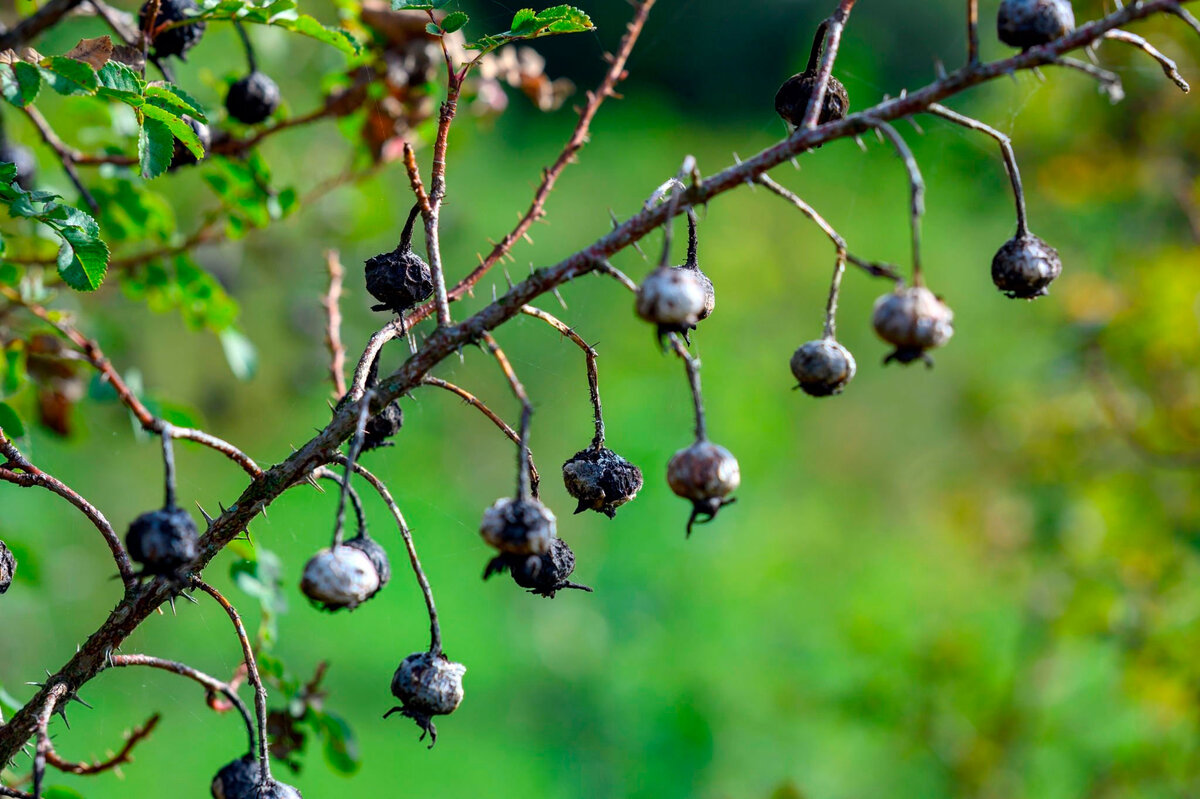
[322,250,348,398]
[0,429,134,585]
[967,0,980,65]
[520,305,604,448]
[927,103,1029,235]
[332,392,373,548]
[1054,56,1126,101]
[349,319,404,401]
[667,334,705,442]
[866,119,926,285]
[1104,29,1190,91]
[402,141,432,214]
[801,0,858,130]
[755,174,901,280]
[337,458,442,655]
[419,376,539,493]
[191,581,272,781]
[107,654,255,752]
[44,715,159,776]
[479,332,534,501]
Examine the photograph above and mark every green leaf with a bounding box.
[139,117,175,180]
[312,711,361,775]
[142,103,204,159]
[426,22,442,35]
[0,401,25,438]
[39,56,98,96]
[220,328,257,380]
[52,206,109,291]
[42,789,86,799]
[511,8,535,31]
[467,4,592,51]
[392,1,436,9]
[0,62,42,107]
[96,61,145,106]
[145,83,207,122]
[441,10,468,32]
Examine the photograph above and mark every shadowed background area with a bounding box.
[3,1,1200,797]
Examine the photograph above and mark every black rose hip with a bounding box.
[385,651,466,746]
[484,537,592,598]
[365,203,434,317]
[126,506,199,578]
[997,0,1075,50]
[775,23,849,132]
[211,755,302,799]
[561,446,643,518]
[140,0,207,60]
[790,338,856,396]
[226,72,281,125]
[991,232,1062,299]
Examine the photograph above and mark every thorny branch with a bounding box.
[801,0,857,131]
[1,0,1199,775]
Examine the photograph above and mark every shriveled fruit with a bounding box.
[126,506,199,577]
[790,338,856,396]
[385,651,465,746]
[479,497,556,555]
[140,0,207,60]
[991,232,1062,299]
[997,0,1075,49]
[0,540,15,594]
[871,286,955,367]
[300,546,381,611]
[226,72,281,125]
[561,446,643,518]
[484,537,592,598]
[344,533,390,595]
[365,204,434,316]
[667,440,741,536]
[211,756,303,799]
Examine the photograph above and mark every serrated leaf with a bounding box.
[441,11,468,32]
[511,8,535,29]
[0,61,41,106]
[39,56,98,95]
[96,61,144,105]
[142,103,204,158]
[139,117,175,180]
[145,83,207,123]
[426,22,442,35]
[64,36,113,70]
[55,225,109,291]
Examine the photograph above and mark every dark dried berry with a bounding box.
[126,506,199,577]
[991,232,1062,299]
[140,0,206,60]
[479,497,556,555]
[775,72,849,132]
[362,401,403,450]
[345,533,390,594]
[211,755,302,799]
[0,142,37,191]
[226,72,280,125]
[484,537,592,598]
[365,204,434,316]
[0,540,16,594]
[385,651,465,746]
[997,0,1075,49]
[667,440,740,536]
[169,117,210,171]
[871,286,954,367]
[562,446,643,518]
[300,545,380,611]
[790,338,856,396]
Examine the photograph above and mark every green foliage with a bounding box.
[0,164,109,290]
[466,5,593,53]
[192,0,360,55]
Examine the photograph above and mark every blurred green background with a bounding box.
[4,0,1200,797]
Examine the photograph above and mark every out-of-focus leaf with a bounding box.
[220,328,258,380]
[441,11,468,32]
[0,400,25,437]
[64,36,114,70]
[311,710,361,775]
[0,61,41,106]
[39,56,98,95]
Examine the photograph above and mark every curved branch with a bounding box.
[479,332,534,501]
[520,305,604,448]
[419,376,539,493]
[44,714,159,776]
[0,429,134,585]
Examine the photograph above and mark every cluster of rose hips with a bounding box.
[772,0,1067,396]
[136,0,282,172]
